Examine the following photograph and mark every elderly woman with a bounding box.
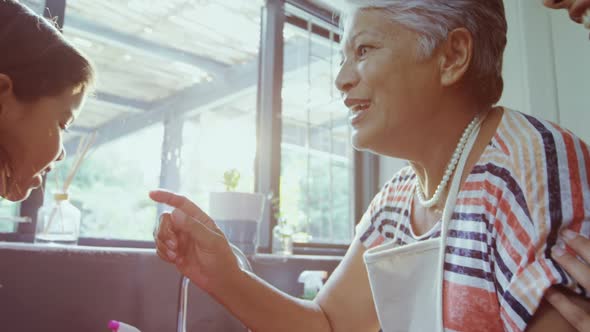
[0,0,94,202]
[151,1,590,331]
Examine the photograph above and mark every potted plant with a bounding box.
[208,169,265,255]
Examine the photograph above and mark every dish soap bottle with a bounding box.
[34,192,80,245]
[298,270,328,300]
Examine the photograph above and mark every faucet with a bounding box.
[176,243,253,332]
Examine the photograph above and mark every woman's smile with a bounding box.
[345,98,372,127]
[349,105,371,127]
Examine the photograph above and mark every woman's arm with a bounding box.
[213,265,332,331]
[537,233,590,331]
[221,235,380,332]
[528,291,590,331]
[150,190,379,332]
[315,236,381,332]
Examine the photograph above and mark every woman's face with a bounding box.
[0,84,85,201]
[335,9,443,156]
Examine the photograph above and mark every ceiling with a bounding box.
[23,0,348,150]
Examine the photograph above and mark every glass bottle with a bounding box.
[35,192,81,245]
[272,217,294,255]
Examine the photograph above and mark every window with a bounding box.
[279,9,354,245]
[179,100,258,213]
[45,124,163,240]
[8,0,371,250]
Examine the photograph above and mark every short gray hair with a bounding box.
[335,0,507,108]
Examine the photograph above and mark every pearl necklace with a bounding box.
[415,113,480,208]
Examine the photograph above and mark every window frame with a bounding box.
[256,0,380,255]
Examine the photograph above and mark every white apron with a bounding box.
[363,116,484,332]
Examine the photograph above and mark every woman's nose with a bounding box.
[335,63,359,94]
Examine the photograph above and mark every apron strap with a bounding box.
[436,112,487,331]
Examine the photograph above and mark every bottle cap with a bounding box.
[108,320,120,331]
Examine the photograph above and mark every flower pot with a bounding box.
[209,192,265,255]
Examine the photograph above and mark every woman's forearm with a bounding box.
[210,269,332,332]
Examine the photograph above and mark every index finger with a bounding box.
[562,229,590,264]
[545,288,590,331]
[149,189,215,225]
[570,0,590,20]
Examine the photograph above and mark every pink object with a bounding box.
[108,320,120,331]
[107,320,141,332]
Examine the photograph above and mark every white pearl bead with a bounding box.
[416,114,480,208]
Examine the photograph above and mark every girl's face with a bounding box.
[0,81,85,201]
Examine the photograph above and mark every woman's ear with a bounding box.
[438,27,473,87]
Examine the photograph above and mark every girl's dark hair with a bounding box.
[0,0,95,101]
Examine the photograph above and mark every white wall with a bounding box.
[379,1,590,184]
[550,11,590,142]
[502,1,590,142]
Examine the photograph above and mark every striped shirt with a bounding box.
[357,109,590,332]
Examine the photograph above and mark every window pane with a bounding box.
[46,124,163,240]
[180,105,258,214]
[281,19,353,244]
